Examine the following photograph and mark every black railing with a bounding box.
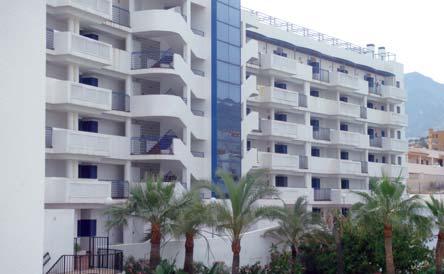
[46,127,53,148]
[314,188,332,201]
[112,92,130,112]
[298,94,307,107]
[111,180,129,199]
[131,136,176,155]
[46,249,123,274]
[313,128,331,141]
[46,28,54,50]
[112,5,130,27]
[43,252,51,267]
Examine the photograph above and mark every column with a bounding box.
[124,161,132,182]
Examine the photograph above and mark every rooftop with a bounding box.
[242,7,396,62]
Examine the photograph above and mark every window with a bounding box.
[78,119,98,133]
[368,154,375,162]
[274,113,287,122]
[398,157,402,165]
[312,207,321,214]
[340,123,348,131]
[273,47,287,57]
[382,156,386,164]
[311,147,320,157]
[274,81,287,89]
[339,96,348,102]
[367,102,374,109]
[275,144,287,154]
[341,151,349,160]
[341,179,350,189]
[381,130,386,137]
[246,140,251,151]
[78,165,97,179]
[396,81,400,88]
[275,176,288,187]
[79,76,98,87]
[368,128,375,137]
[341,208,349,216]
[77,219,97,237]
[397,131,401,139]
[312,178,321,189]
[397,106,401,114]
[381,105,385,111]
[310,89,319,97]
[310,119,320,130]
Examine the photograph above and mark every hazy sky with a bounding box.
[242,0,444,83]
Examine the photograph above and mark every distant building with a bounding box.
[408,147,444,194]
[428,128,444,150]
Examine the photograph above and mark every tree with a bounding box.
[211,170,278,274]
[264,197,320,266]
[324,209,347,274]
[105,177,192,269]
[425,195,444,274]
[170,193,214,274]
[352,176,429,274]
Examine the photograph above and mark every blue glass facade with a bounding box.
[211,0,242,184]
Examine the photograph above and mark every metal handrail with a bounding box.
[111,92,130,112]
[46,28,54,50]
[369,137,382,148]
[192,68,205,76]
[191,28,205,37]
[313,127,331,141]
[112,5,130,27]
[191,151,205,158]
[299,155,308,169]
[131,49,174,70]
[298,94,307,107]
[191,109,205,116]
[314,188,332,201]
[110,180,129,199]
[46,127,53,148]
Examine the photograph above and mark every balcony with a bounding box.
[368,162,407,178]
[309,97,360,118]
[111,92,130,112]
[380,85,406,101]
[47,128,129,159]
[46,77,112,112]
[49,31,113,67]
[330,189,369,205]
[260,52,312,81]
[242,111,259,140]
[310,157,362,175]
[330,71,368,94]
[242,75,259,102]
[277,187,313,204]
[330,130,370,148]
[367,108,408,126]
[47,0,112,21]
[112,5,130,27]
[312,127,331,141]
[45,177,128,205]
[381,137,408,152]
[242,148,259,176]
[243,39,259,64]
[258,152,307,171]
[106,48,130,74]
[409,163,444,176]
[260,119,312,141]
[255,86,306,107]
[313,188,331,201]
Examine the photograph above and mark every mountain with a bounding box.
[405,72,444,138]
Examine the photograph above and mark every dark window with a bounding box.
[396,81,400,88]
[397,131,401,139]
[246,140,251,151]
[368,154,375,162]
[312,207,321,213]
[341,208,349,216]
[381,105,385,111]
[274,82,287,89]
[312,178,321,189]
[310,119,320,131]
[367,102,374,109]
[78,119,98,133]
[77,219,97,237]
[79,76,98,87]
[311,147,320,157]
[398,157,402,165]
[341,151,349,160]
[341,179,350,189]
[274,113,287,122]
[275,176,288,187]
[339,96,348,102]
[310,90,319,97]
[275,144,287,154]
[397,106,401,114]
[340,123,348,131]
[78,165,97,179]
[273,48,287,57]
[368,128,374,138]
[80,31,99,41]
[382,156,386,163]
[381,130,386,137]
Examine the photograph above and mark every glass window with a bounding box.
[275,176,288,187]
[310,90,319,97]
[217,2,229,22]
[228,26,240,46]
[312,178,321,189]
[217,22,229,42]
[229,65,241,84]
[341,179,350,189]
[341,151,349,160]
[311,147,320,157]
[275,144,287,154]
[229,44,240,65]
[229,0,240,9]
[340,123,348,131]
[229,7,240,27]
[275,113,287,122]
[217,41,229,62]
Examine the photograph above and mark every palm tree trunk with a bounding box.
[183,232,194,274]
[384,223,395,274]
[436,230,444,274]
[335,225,344,274]
[231,238,241,274]
[290,244,298,264]
[150,222,162,269]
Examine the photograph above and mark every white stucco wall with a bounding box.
[0,1,46,273]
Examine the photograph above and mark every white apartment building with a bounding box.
[6,0,406,271]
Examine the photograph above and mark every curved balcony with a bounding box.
[367,108,408,126]
[260,52,312,81]
[46,77,112,112]
[242,148,260,176]
[309,97,360,118]
[131,9,208,59]
[310,157,363,176]
[47,0,112,22]
[242,75,259,103]
[330,130,370,148]
[48,31,113,67]
[242,111,259,141]
[130,94,208,140]
[243,39,258,64]
[131,52,205,100]
[260,119,312,141]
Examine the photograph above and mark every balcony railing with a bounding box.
[46,28,54,50]
[112,5,130,27]
[191,109,205,117]
[299,155,308,169]
[131,136,176,155]
[360,106,367,119]
[191,28,205,37]
[111,92,130,112]
[46,127,53,148]
[131,50,174,70]
[191,68,205,76]
[298,94,307,107]
[110,180,129,199]
[191,151,205,158]
[313,69,330,83]
[361,161,368,174]
[314,188,332,201]
[369,86,382,95]
[369,137,382,148]
[313,128,331,141]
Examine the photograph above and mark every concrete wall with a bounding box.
[0,1,46,273]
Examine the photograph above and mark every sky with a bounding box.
[242,0,444,83]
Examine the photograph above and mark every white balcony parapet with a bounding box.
[277,187,313,204]
[310,157,362,175]
[330,130,370,148]
[47,0,112,20]
[46,77,112,111]
[367,108,408,126]
[309,97,360,118]
[330,71,368,94]
[45,177,112,204]
[368,162,407,178]
[242,75,259,103]
[260,119,312,141]
[243,39,259,64]
[330,189,369,205]
[255,85,305,108]
[242,148,259,176]
[381,137,408,152]
[258,152,307,171]
[106,48,130,74]
[242,111,259,141]
[260,52,312,81]
[409,163,444,176]
[51,31,113,66]
[380,85,406,101]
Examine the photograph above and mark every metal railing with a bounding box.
[131,136,176,155]
[242,7,397,61]
[111,92,130,112]
[112,5,130,27]
[312,69,330,83]
[46,28,54,50]
[191,109,205,116]
[361,161,368,174]
[360,106,368,119]
[191,151,205,158]
[191,28,205,37]
[298,94,307,107]
[192,68,205,76]
[314,188,332,201]
[299,156,308,169]
[131,50,174,70]
[313,128,331,141]
[369,86,382,95]
[46,127,53,148]
[369,137,382,148]
[111,180,129,199]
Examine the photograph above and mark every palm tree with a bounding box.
[264,197,320,265]
[425,195,444,274]
[170,193,214,274]
[211,170,278,274]
[325,208,347,274]
[105,177,192,269]
[352,176,428,274]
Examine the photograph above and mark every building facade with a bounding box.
[428,128,444,151]
[408,147,444,195]
[40,0,407,270]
